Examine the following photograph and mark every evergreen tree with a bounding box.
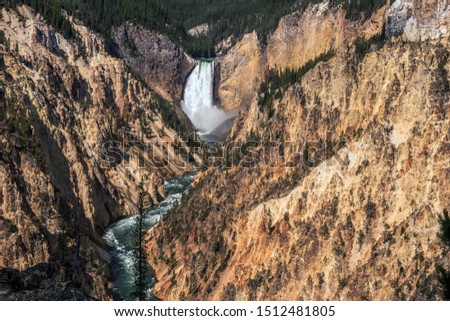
[3,0,387,59]
[131,182,150,301]
[258,49,335,115]
[438,209,450,248]
[437,266,450,301]
[437,209,450,300]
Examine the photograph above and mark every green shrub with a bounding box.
[364,198,377,219]
[0,30,6,45]
[437,266,450,300]
[437,209,450,300]
[354,28,386,59]
[258,49,335,116]
[438,209,450,248]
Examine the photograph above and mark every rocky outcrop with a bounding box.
[0,5,195,300]
[147,4,450,300]
[387,0,450,40]
[111,22,195,102]
[0,264,89,301]
[267,3,386,70]
[188,23,210,37]
[215,3,386,112]
[215,32,264,111]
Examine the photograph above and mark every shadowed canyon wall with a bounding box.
[0,6,195,300]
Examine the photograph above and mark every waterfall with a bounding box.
[181,60,236,135]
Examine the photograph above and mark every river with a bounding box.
[104,59,229,301]
[103,173,197,301]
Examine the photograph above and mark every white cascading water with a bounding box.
[181,60,235,134]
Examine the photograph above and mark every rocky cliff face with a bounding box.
[215,32,264,111]
[111,22,195,102]
[147,2,449,300]
[216,3,386,111]
[266,4,386,70]
[387,0,450,40]
[0,5,194,300]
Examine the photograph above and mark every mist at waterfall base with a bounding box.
[103,173,196,301]
[181,60,237,137]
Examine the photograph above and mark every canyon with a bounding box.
[0,5,196,299]
[146,1,450,300]
[0,0,449,301]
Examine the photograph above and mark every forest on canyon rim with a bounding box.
[2,0,386,57]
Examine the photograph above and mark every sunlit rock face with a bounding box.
[215,32,264,112]
[387,0,450,40]
[147,2,450,301]
[215,3,386,113]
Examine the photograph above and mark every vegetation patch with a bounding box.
[3,0,387,58]
[258,49,335,117]
[437,209,450,300]
[354,28,386,59]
